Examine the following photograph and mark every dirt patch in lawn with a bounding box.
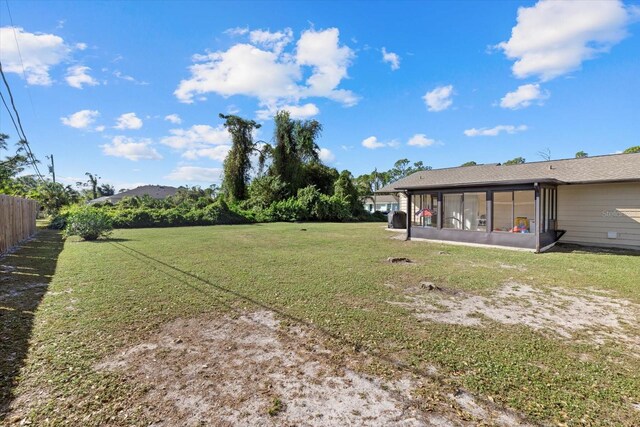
[93,310,530,426]
[393,282,640,355]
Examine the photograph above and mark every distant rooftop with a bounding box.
[363,194,399,204]
[88,185,180,204]
[377,153,640,192]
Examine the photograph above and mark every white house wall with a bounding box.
[557,182,640,249]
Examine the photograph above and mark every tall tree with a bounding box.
[220,113,262,203]
[0,133,29,190]
[503,157,526,165]
[334,170,361,216]
[388,159,431,181]
[575,151,588,158]
[99,183,116,197]
[295,119,323,163]
[389,159,410,181]
[271,110,298,193]
[79,172,100,199]
[301,162,338,195]
[537,148,551,161]
[269,110,324,196]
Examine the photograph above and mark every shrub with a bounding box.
[264,198,304,222]
[48,211,69,229]
[64,206,113,240]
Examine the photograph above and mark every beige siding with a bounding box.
[398,193,407,213]
[557,182,640,249]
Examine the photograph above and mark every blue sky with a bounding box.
[1,0,639,190]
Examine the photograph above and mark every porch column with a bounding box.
[437,192,443,229]
[534,185,541,252]
[486,191,493,232]
[406,192,412,240]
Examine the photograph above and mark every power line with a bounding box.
[0,61,44,180]
[0,90,21,139]
[4,0,37,118]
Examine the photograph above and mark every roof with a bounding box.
[88,185,180,204]
[377,153,640,192]
[363,194,399,204]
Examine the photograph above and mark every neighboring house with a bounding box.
[88,185,180,204]
[377,153,640,251]
[363,194,400,213]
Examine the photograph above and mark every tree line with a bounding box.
[2,116,640,221]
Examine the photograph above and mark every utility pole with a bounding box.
[46,154,56,183]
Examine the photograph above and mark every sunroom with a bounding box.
[379,154,640,252]
[405,182,561,251]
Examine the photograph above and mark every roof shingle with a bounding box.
[377,153,640,192]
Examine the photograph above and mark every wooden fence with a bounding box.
[0,195,39,255]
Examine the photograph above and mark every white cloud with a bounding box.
[175,27,358,111]
[464,125,528,137]
[164,114,182,124]
[362,136,386,150]
[249,28,293,54]
[423,85,454,112]
[114,112,143,130]
[95,125,106,132]
[387,140,401,148]
[318,147,335,163]
[500,83,549,109]
[407,134,437,147]
[296,28,357,105]
[0,26,73,85]
[256,102,320,120]
[160,125,230,150]
[225,27,249,36]
[175,43,300,104]
[381,47,400,70]
[101,136,162,161]
[65,65,98,89]
[182,146,231,162]
[165,166,223,183]
[75,42,87,50]
[113,70,148,85]
[497,0,634,81]
[60,109,99,129]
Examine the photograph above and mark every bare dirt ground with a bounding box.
[390,281,640,356]
[94,310,530,426]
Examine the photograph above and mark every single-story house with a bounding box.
[377,153,640,252]
[363,194,400,213]
[88,185,180,204]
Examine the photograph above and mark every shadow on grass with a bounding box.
[89,237,133,243]
[549,242,640,256]
[0,230,64,419]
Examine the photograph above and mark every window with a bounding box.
[514,190,534,232]
[493,192,512,232]
[443,192,488,230]
[412,194,438,227]
[463,192,487,231]
[493,190,534,233]
[443,193,463,229]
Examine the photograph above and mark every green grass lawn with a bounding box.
[2,222,639,425]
